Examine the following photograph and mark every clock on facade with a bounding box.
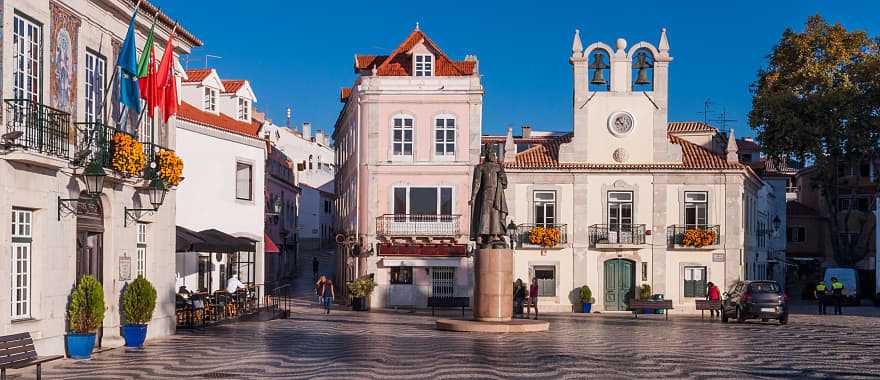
[608,111,635,137]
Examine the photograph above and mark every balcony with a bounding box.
[667,225,721,249]
[376,214,461,238]
[511,223,568,250]
[3,99,71,165]
[589,224,646,249]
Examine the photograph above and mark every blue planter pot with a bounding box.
[582,303,592,313]
[122,324,148,348]
[66,333,96,359]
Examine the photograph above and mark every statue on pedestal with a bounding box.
[469,145,509,248]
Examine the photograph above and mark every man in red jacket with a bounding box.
[707,282,722,319]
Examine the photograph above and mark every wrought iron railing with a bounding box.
[376,214,461,237]
[142,141,172,167]
[667,225,721,247]
[511,223,568,249]
[4,98,71,159]
[589,224,646,246]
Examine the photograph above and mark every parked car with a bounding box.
[721,280,789,325]
[822,267,860,305]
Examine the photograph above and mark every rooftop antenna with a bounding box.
[711,107,737,132]
[204,54,222,68]
[696,99,712,125]
[182,55,191,70]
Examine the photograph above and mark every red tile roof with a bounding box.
[177,101,261,138]
[183,68,212,83]
[222,80,246,94]
[354,30,475,76]
[667,121,717,134]
[340,87,352,103]
[494,124,745,170]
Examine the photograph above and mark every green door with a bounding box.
[604,259,635,311]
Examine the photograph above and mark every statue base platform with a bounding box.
[436,318,549,333]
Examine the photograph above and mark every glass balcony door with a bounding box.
[607,191,633,243]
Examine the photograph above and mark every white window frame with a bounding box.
[414,54,433,77]
[238,98,250,121]
[12,14,42,103]
[136,223,147,278]
[392,186,454,216]
[236,161,254,201]
[204,87,217,112]
[85,50,106,124]
[533,191,557,227]
[532,265,556,297]
[684,191,709,228]
[683,266,707,298]
[392,114,414,158]
[11,209,33,320]
[434,115,456,157]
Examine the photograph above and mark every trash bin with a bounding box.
[652,294,665,314]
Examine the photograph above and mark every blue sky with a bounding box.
[156,1,879,140]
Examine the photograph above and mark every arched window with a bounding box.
[434,114,456,156]
[308,155,313,170]
[631,48,654,91]
[588,49,611,92]
[392,114,414,156]
[317,156,322,169]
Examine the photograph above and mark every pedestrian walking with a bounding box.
[312,257,320,281]
[830,277,845,315]
[315,275,327,305]
[707,282,722,319]
[814,280,828,315]
[513,279,526,318]
[320,279,335,314]
[526,278,539,319]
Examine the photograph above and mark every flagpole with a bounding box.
[100,0,142,126]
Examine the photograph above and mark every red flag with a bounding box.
[156,32,177,122]
[138,48,159,114]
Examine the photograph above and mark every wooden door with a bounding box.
[604,259,635,311]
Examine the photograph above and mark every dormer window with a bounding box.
[204,87,217,112]
[415,54,433,77]
[238,98,250,121]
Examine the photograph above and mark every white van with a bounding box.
[822,267,859,305]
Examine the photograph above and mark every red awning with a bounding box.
[264,233,280,253]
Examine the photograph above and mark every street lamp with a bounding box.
[125,178,169,227]
[772,215,781,235]
[82,159,106,196]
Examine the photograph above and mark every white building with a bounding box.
[482,30,764,313]
[174,68,266,295]
[0,0,199,354]
[262,121,336,250]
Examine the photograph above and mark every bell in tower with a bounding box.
[589,52,609,85]
[633,51,654,85]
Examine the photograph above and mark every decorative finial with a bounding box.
[659,28,670,52]
[572,29,583,54]
[726,128,739,163]
[615,38,627,52]
[415,22,420,31]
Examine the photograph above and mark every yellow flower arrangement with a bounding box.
[681,228,717,248]
[156,149,184,186]
[529,226,561,248]
[111,133,146,176]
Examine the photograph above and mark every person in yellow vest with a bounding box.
[830,277,845,315]
[814,281,828,315]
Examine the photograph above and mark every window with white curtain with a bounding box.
[236,162,253,200]
[434,116,455,156]
[11,209,33,320]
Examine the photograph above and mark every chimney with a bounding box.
[302,122,312,141]
[521,125,531,138]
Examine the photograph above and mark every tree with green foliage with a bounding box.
[749,15,880,266]
[68,275,105,333]
[123,276,157,325]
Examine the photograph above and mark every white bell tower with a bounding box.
[559,28,681,164]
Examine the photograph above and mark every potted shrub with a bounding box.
[346,277,376,312]
[639,284,653,314]
[67,275,105,359]
[122,276,157,348]
[579,286,595,313]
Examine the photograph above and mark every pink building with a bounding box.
[334,27,483,308]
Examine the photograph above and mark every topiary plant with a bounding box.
[640,284,652,300]
[579,285,594,304]
[346,277,377,298]
[123,276,157,325]
[68,275,106,334]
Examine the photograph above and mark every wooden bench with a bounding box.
[0,332,63,380]
[427,297,469,316]
[630,300,674,320]
[695,300,722,319]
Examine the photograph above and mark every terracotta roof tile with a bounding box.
[183,68,212,83]
[492,124,745,171]
[340,87,352,103]
[667,121,717,134]
[177,101,261,138]
[221,80,246,94]
[354,30,475,76]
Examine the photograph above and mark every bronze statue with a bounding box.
[470,145,509,248]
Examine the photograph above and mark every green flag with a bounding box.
[136,25,155,78]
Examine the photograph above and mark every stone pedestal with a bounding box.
[473,248,513,322]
